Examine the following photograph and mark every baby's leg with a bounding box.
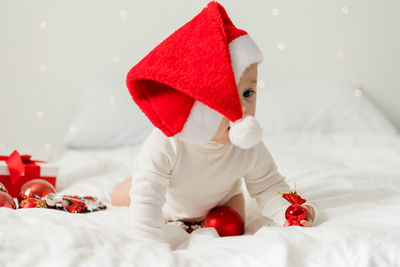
[111,177,132,206]
[223,192,245,220]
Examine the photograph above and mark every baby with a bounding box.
[112,2,316,242]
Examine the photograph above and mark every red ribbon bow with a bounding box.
[0,150,44,185]
[282,192,306,205]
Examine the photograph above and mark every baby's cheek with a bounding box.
[211,117,231,144]
[221,117,230,128]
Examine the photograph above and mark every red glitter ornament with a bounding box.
[203,206,244,237]
[44,194,107,213]
[17,179,56,204]
[19,197,47,209]
[0,191,16,209]
[63,195,88,213]
[281,185,307,226]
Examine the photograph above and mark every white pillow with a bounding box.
[64,80,153,148]
[66,79,397,149]
[256,79,398,135]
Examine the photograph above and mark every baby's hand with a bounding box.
[283,205,314,227]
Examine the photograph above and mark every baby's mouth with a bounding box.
[227,126,231,131]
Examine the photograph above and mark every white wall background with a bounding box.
[1,0,399,159]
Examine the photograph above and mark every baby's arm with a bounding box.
[244,142,317,227]
[128,129,177,243]
[129,169,169,242]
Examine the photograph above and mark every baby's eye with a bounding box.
[243,89,255,98]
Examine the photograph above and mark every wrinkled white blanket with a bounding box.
[1,134,400,267]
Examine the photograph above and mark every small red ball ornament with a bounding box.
[0,191,16,209]
[17,179,56,204]
[281,184,307,226]
[203,206,244,237]
[285,204,307,226]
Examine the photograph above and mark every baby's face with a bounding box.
[212,63,258,145]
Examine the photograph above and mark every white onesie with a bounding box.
[129,128,297,243]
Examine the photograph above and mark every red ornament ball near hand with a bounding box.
[0,191,16,209]
[203,206,244,237]
[17,179,56,204]
[285,204,307,226]
[281,186,308,226]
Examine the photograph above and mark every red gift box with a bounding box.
[0,150,58,198]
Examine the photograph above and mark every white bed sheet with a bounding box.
[1,134,400,267]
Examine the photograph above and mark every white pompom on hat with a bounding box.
[229,116,263,149]
[126,1,264,149]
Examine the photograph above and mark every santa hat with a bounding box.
[126,1,263,149]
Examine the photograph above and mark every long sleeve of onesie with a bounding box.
[244,142,318,226]
[128,129,177,243]
[244,142,296,226]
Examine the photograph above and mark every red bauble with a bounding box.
[0,191,16,209]
[19,197,47,209]
[17,179,56,204]
[281,187,308,226]
[203,206,244,237]
[285,204,307,226]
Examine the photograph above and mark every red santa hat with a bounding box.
[126,1,263,148]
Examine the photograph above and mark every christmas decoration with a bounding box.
[280,185,307,226]
[0,182,7,193]
[0,191,16,209]
[0,150,58,198]
[19,197,47,209]
[44,194,106,213]
[126,1,264,148]
[17,179,56,204]
[203,206,244,237]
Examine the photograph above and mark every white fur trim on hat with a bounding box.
[174,101,223,145]
[174,34,263,146]
[229,34,264,84]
